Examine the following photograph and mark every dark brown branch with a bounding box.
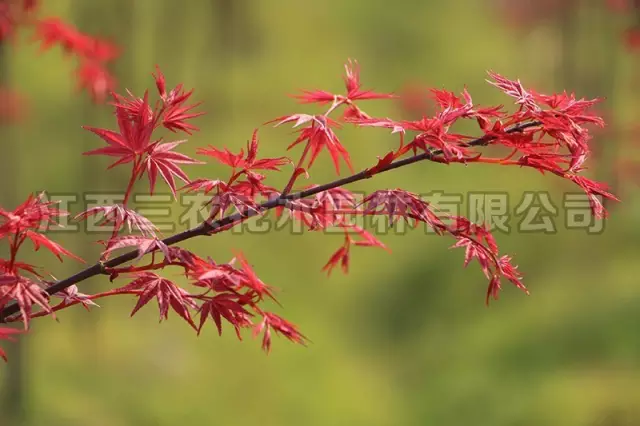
[0,121,540,322]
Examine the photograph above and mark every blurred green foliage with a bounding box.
[1,1,639,425]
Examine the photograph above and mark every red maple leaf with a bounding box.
[366,151,396,175]
[253,312,307,354]
[0,259,40,277]
[487,71,540,113]
[83,92,154,168]
[272,114,353,175]
[197,129,290,172]
[207,191,260,221]
[101,235,170,262]
[0,276,52,328]
[294,59,395,105]
[84,80,202,196]
[197,292,252,337]
[322,224,388,276]
[360,189,445,230]
[235,252,278,303]
[568,175,619,218]
[350,225,388,250]
[180,178,227,194]
[75,204,158,237]
[116,272,198,330]
[145,140,201,197]
[342,59,396,101]
[194,258,245,292]
[50,283,99,311]
[159,78,205,135]
[322,245,349,276]
[0,193,81,263]
[0,192,69,238]
[24,230,83,263]
[309,186,358,227]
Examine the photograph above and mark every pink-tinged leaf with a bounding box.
[253,312,307,354]
[0,192,70,238]
[486,275,502,304]
[51,284,99,310]
[191,257,245,292]
[360,189,445,230]
[145,140,202,197]
[0,277,52,329]
[568,175,619,219]
[498,256,527,294]
[180,178,227,194]
[293,90,336,105]
[486,71,540,112]
[101,235,170,262]
[350,226,390,251]
[348,116,406,134]
[484,256,528,305]
[207,191,261,221]
[269,113,315,128]
[75,204,158,237]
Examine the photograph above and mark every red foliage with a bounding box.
[0,60,617,363]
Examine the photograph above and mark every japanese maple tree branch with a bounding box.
[0,120,540,322]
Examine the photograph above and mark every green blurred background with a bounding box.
[1,1,640,425]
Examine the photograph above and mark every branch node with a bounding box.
[97,261,109,275]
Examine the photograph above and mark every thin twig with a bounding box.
[0,121,540,322]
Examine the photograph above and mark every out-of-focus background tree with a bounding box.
[1,1,640,425]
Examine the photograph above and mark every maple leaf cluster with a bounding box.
[0,192,84,356]
[0,0,120,105]
[0,59,616,362]
[494,0,640,199]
